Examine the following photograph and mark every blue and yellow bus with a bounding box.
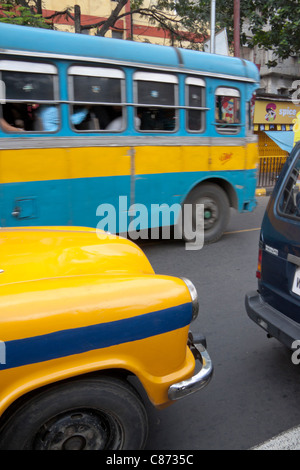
[0,22,260,243]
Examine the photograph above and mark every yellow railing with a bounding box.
[256,132,289,187]
[257,155,288,187]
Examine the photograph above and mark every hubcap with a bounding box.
[199,197,218,230]
[33,409,123,450]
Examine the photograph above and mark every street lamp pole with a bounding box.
[234,0,240,57]
[210,0,216,53]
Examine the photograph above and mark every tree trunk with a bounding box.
[36,0,42,15]
[74,4,81,33]
[98,0,129,37]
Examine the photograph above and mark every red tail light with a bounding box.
[256,248,262,279]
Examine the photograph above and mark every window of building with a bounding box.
[68,65,126,131]
[134,72,178,132]
[215,87,241,134]
[0,60,58,133]
[111,30,123,40]
[185,77,206,132]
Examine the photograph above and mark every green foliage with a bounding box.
[197,0,300,65]
[0,1,51,28]
[244,0,300,63]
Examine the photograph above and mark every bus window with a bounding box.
[186,77,206,132]
[215,87,240,134]
[134,72,178,132]
[68,66,126,131]
[0,60,58,133]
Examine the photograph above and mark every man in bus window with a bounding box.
[37,105,88,132]
[105,105,123,131]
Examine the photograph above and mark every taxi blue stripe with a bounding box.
[1,302,192,370]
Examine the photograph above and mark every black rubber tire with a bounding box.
[182,183,230,244]
[0,375,148,450]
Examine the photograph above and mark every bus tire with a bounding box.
[0,375,148,450]
[182,183,230,244]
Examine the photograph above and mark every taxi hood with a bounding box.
[0,227,154,284]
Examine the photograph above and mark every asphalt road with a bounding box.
[137,196,300,450]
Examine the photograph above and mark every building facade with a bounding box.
[43,0,181,45]
[242,41,300,173]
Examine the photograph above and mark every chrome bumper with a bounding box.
[168,333,213,401]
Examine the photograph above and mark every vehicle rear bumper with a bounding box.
[245,290,300,349]
[168,332,213,401]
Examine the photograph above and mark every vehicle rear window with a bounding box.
[278,152,300,220]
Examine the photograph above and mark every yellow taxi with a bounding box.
[0,226,212,450]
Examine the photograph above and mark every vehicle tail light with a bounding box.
[256,248,262,279]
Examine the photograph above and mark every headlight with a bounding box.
[181,277,199,322]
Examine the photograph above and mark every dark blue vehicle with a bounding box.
[246,142,300,349]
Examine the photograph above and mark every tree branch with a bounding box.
[97,0,128,36]
[81,5,201,44]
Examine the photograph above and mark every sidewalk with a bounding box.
[252,425,300,450]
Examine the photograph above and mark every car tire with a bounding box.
[0,375,148,450]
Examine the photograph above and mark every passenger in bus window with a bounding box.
[91,106,110,130]
[1,103,32,131]
[156,108,175,131]
[139,109,156,130]
[36,105,59,131]
[105,115,122,131]
[70,107,89,127]
[105,106,123,131]
[134,108,142,130]
[0,117,24,133]
[37,105,88,132]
